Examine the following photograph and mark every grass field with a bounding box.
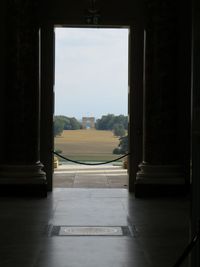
[54,129,121,162]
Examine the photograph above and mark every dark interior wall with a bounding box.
[176,1,192,180]
[39,0,143,24]
[0,1,6,162]
[192,0,200,265]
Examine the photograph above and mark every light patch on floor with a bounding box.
[51,226,132,236]
[59,226,123,236]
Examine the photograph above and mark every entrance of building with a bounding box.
[40,22,144,192]
[53,26,129,189]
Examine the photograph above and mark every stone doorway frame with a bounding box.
[40,23,144,192]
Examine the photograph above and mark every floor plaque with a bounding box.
[50,225,132,236]
[59,226,123,236]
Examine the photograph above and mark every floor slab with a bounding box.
[0,188,190,267]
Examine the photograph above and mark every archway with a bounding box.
[82,117,95,129]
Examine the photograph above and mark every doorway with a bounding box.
[40,23,143,192]
[53,27,129,189]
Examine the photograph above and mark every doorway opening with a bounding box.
[53,27,129,189]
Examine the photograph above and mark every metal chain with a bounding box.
[52,151,130,166]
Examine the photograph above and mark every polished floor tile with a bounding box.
[0,189,190,267]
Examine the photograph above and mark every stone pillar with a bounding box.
[82,117,87,129]
[40,25,54,192]
[90,117,95,129]
[128,24,144,192]
[191,0,200,265]
[135,0,188,197]
[0,0,47,196]
[0,0,6,163]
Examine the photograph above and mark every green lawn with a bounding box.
[54,129,121,162]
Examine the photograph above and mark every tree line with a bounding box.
[54,116,81,136]
[54,114,128,138]
[95,114,128,137]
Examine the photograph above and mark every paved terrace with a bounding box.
[53,163,128,188]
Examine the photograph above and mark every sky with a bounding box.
[55,27,129,120]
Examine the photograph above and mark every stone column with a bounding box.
[135,0,189,197]
[191,0,200,265]
[0,0,47,196]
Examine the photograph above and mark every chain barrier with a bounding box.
[172,223,200,267]
[52,151,130,166]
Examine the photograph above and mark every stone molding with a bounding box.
[136,163,185,185]
[0,162,46,184]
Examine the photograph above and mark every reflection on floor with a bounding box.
[54,164,128,188]
[0,188,190,267]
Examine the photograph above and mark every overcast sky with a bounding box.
[55,27,129,120]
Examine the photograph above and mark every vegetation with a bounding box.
[54,129,120,162]
[113,135,128,155]
[95,114,128,131]
[54,117,66,136]
[54,114,129,160]
[113,123,126,137]
[54,114,128,138]
[54,115,81,136]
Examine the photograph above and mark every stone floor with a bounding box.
[0,188,190,267]
[53,164,128,188]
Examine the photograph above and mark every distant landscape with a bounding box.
[54,129,121,162]
[54,114,128,163]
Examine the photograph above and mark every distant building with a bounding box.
[82,117,95,129]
